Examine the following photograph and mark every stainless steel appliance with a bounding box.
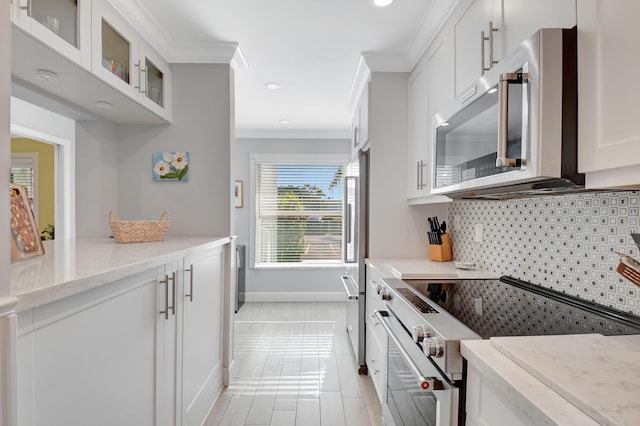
[235,244,245,313]
[340,149,369,373]
[431,27,583,199]
[376,276,640,426]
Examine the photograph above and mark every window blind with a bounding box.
[256,162,343,265]
[10,159,36,213]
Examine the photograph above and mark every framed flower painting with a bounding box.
[153,151,190,181]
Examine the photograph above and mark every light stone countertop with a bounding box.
[490,334,640,426]
[463,334,640,425]
[11,236,231,312]
[461,339,600,426]
[366,258,500,280]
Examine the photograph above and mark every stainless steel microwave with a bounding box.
[431,27,583,199]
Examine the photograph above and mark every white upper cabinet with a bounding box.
[351,82,370,158]
[11,0,92,69]
[406,28,452,204]
[449,0,576,101]
[496,0,576,59]
[92,0,173,122]
[578,0,640,188]
[449,0,495,100]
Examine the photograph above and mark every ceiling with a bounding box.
[112,0,456,138]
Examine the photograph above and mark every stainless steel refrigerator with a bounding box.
[340,149,368,374]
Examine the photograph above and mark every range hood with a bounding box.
[445,176,585,200]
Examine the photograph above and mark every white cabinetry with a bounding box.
[449,0,495,99]
[17,269,167,425]
[365,264,386,403]
[406,28,453,204]
[16,246,225,426]
[180,248,225,425]
[11,0,92,69]
[449,0,575,100]
[578,0,640,188]
[92,0,172,122]
[351,82,370,157]
[497,0,576,59]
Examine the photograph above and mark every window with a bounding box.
[254,157,344,267]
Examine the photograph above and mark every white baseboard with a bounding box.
[244,292,346,302]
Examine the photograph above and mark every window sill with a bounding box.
[253,263,351,271]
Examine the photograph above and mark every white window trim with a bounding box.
[11,97,76,240]
[249,153,350,270]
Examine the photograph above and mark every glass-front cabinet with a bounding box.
[11,0,92,69]
[92,0,172,121]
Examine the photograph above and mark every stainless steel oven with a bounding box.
[376,309,458,426]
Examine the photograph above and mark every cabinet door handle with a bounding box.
[134,60,142,92]
[160,274,170,320]
[170,271,176,315]
[417,160,426,190]
[370,359,380,375]
[369,313,380,326]
[481,22,499,74]
[185,265,194,302]
[140,65,147,95]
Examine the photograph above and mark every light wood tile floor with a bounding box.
[204,302,382,426]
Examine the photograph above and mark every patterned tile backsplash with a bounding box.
[449,191,640,315]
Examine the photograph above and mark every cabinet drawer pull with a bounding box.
[160,274,170,320]
[185,265,194,302]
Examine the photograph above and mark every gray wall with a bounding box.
[368,72,449,258]
[75,120,119,237]
[117,64,233,237]
[234,138,350,300]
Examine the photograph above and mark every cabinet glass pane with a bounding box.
[30,0,78,47]
[145,58,164,107]
[101,20,130,84]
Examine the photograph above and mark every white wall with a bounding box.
[117,64,233,237]
[1,3,9,298]
[234,138,350,300]
[75,121,119,237]
[369,72,449,258]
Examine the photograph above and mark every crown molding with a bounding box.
[108,0,247,69]
[405,0,463,70]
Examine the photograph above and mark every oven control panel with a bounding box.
[397,288,438,313]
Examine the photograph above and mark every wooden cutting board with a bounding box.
[490,334,640,426]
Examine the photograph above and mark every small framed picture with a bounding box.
[10,183,45,262]
[234,180,244,208]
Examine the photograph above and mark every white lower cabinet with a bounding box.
[180,248,224,425]
[17,269,163,425]
[365,265,387,404]
[16,246,225,426]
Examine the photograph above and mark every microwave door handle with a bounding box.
[497,73,528,168]
[375,310,443,391]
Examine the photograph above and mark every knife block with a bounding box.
[428,233,453,262]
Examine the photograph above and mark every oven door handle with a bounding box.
[340,275,359,300]
[375,310,443,391]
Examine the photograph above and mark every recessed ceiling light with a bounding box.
[441,121,450,127]
[95,101,113,110]
[35,69,58,83]
[279,119,290,125]
[370,0,394,8]
[487,87,498,94]
[265,82,281,90]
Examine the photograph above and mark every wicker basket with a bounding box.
[109,211,170,243]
